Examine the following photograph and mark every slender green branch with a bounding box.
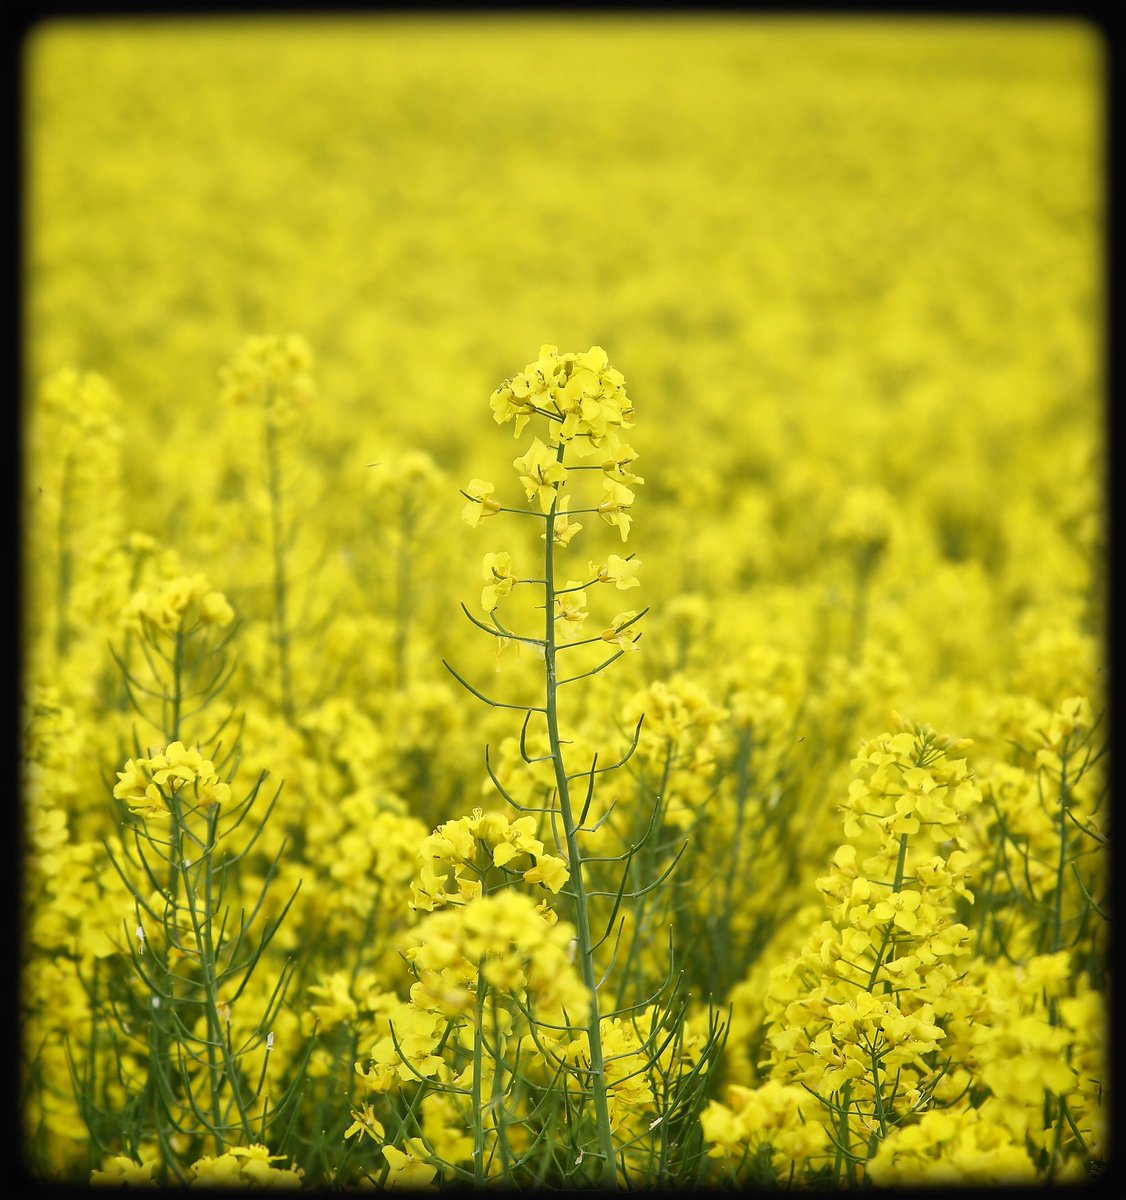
[542,442,618,1189]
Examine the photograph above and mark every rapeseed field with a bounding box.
[21,15,1106,1188]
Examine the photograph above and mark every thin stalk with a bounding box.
[1051,753,1070,955]
[1045,750,1073,1181]
[82,961,101,1172]
[174,798,254,1148]
[618,745,672,1007]
[473,970,487,1190]
[833,1079,853,1186]
[715,727,753,992]
[543,441,618,1189]
[865,833,911,991]
[869,1042,889,1138]
[170,625,185,742]
[489,990,513,1180]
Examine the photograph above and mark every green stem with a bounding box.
[175,800,254,1149]
[1047,1092,1066,1182]
[834,1079,853,1186]
[489,990,513,1180]
[619,743,672,1007]
[473,969,487,1190]
[866,833,909,992]
[869,1043,889,1137]
[717,728,753,989]
[845,830,911,1180]
[171,805,226,1151]
[543,441,618,1189]
[85,961,101,1172]
[891,832,910,894]
[1046,751,1073,1180]
[1051,753,1070,954]
[980,819,1006,956]
[170,625,185,742]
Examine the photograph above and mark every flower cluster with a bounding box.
[410,808,569,912]
[122,573,235,634]
[464,345,644,545]
[702,1080,829,1174]
[840,715,981,842]
[406,890,588,1021]
[186,1145,304,1188]
[623,676,729,827]
[705,719,985,1181]
[355,891,590,1105]
[112,742,232,819]
[218,334,315,427]
[866,1107,1034,1185]
[489,345,634,447]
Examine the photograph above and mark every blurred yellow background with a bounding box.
[26,17,1101,469]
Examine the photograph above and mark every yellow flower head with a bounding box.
[382,1140,437,1188]
[514,437,568,513]
[601,611,642,652]
[344,1103,386,1143]
[462,478,502,527]
[589,554,641,590]
[544,494,583,545]
[481,551,518,612]
[555,583,588,637]
[596,481,634,542]
[219,333,315,427]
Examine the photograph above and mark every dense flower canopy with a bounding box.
[22,16,1104,1190]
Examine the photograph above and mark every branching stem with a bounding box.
[542,441,618,1189]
